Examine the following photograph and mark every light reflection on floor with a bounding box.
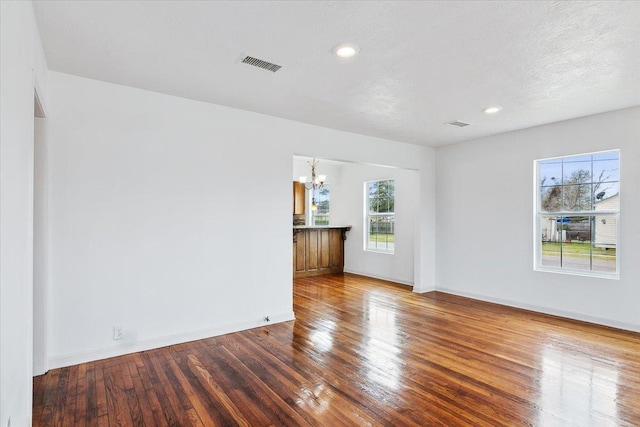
[309,318,335,353]
[364,291,403,390]
[537,340,620,425]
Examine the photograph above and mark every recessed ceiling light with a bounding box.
[334,43,360,58]
[484,106,502,114]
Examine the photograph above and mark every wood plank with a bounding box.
[51,367,70,426]
[73,363,87,426]
[135,354,171,427]
[62,365,78,426]
[329,229,342,267]
[33,273,640,426]
[319,229,330,268]
[126,357,156,427]
[295,232,306,272]
[141,351,191,426]
[306,229,318,270]
[104,367,135,427]
[32,368,55,425]
[94,361,108,419]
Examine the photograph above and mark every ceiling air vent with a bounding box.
[241,55,282,73]
[447,120,471,127]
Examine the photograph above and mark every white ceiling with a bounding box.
[33,1,640,147]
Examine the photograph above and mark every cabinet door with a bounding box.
[293,181,306,215]
[293,231,306,273]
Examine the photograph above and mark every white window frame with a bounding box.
[534,150,620,279]
[364,179,395,254]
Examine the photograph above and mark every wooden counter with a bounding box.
[293,226,351,277]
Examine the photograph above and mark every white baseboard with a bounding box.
[436,287,640,333]
[48,311,296,370]
[343,269,414,287]
[412,286,436,294]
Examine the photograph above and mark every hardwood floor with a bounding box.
[33,273,640,426]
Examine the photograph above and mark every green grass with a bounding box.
[369,233,395,243]
[542,242,615,259]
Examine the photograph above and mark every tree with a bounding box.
[317,187,329,213]
[541,168,614,212]
[541,177,561,211]
[369,180,394,212]
[563,169,591,210]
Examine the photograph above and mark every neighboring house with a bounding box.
[541,216,559,242]
[595,193,619,249]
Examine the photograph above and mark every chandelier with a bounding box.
[299,159,326,211]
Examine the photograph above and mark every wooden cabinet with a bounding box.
[293,181,306,215]
[293,227,351,277]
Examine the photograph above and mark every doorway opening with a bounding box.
[292,155,419,287]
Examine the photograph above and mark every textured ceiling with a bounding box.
[33,1,640,147]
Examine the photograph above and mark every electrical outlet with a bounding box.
[113,325,124,340]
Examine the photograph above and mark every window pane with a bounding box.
[593,152,620,202]
[366,180,395,253]
[593,182,620,203]
[314,215,329,226]
[562,184,592,211]
[368,215,394,252]
[368,182,377,198]
[593,214,617,273]
[595,192,619,211]
[312,186,330,225]
[541,241,562,268]
[540,161,562,186]
[593,158,620,183]
[540,215,561,267]
[541,186,562,212]
[560,215,590,271]
[381,198,387,212]
[562,158,591,185]
[560,240,592,272]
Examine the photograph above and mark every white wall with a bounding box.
[414,152,437,293]
[435,107,640,332]
[47,72,295,367]
[47,71,437,368]
[332,164,419,285]
[0,1,48,425]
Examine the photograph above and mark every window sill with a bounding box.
[534,266,619,280]
[365,249,394,255]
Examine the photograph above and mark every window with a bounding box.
[312,186,330,226]
[365,179,395,253]
[535,150,619,277]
